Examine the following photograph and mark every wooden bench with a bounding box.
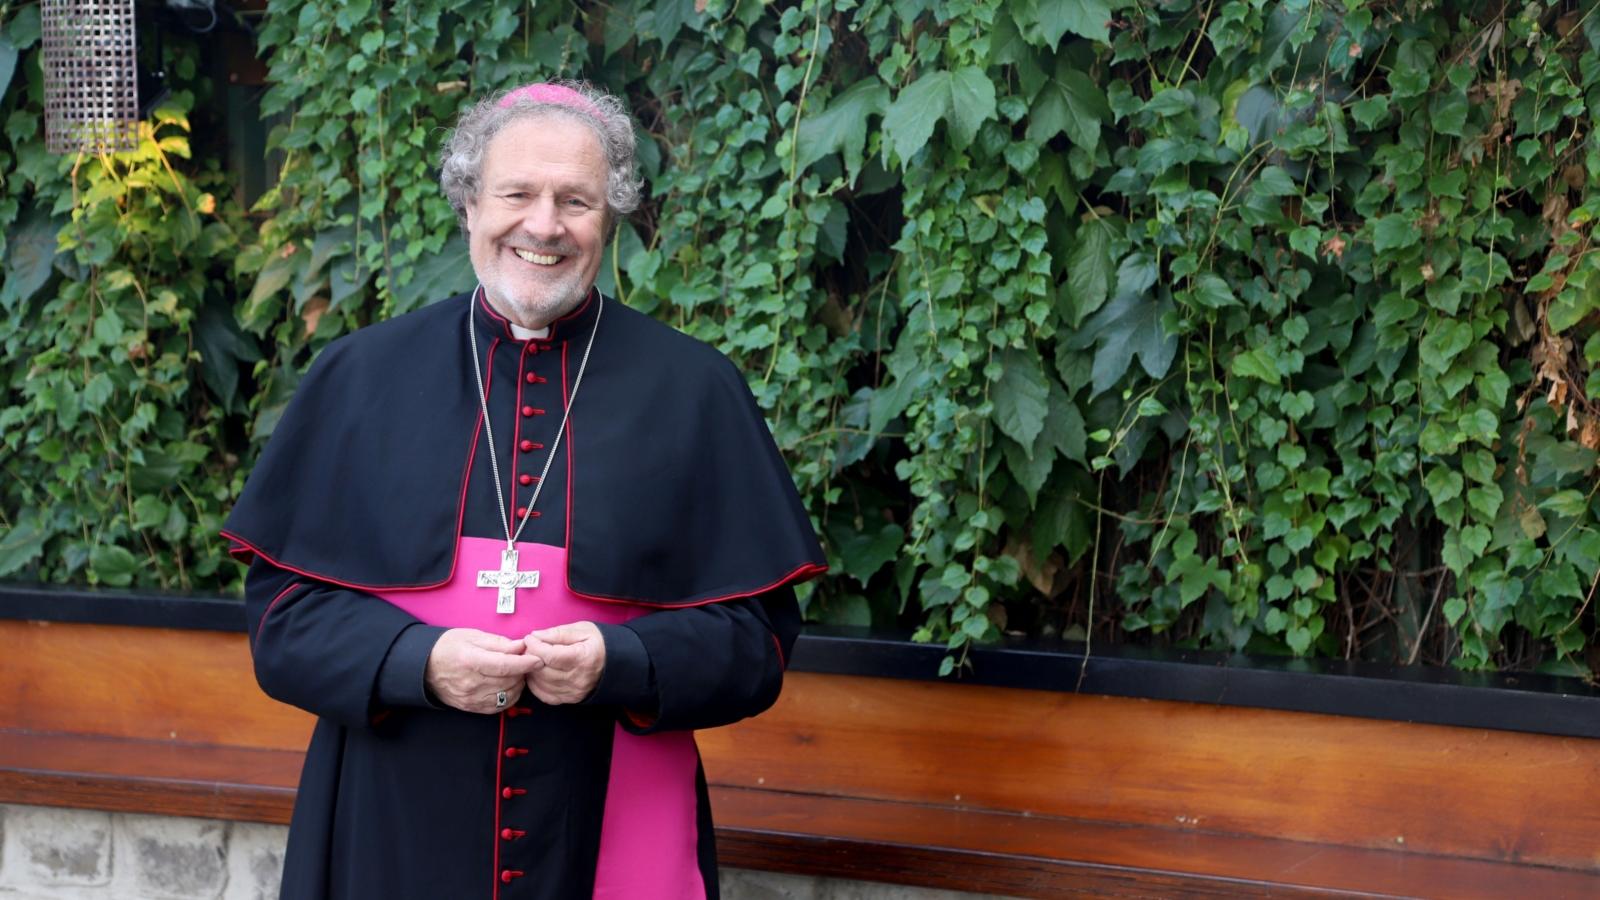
[5,595,1600,898]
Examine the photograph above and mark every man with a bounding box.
[223,82,826,899]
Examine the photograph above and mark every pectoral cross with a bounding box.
[477,547,540,614]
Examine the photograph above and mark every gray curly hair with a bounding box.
[439,81,643,237]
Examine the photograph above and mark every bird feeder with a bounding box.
[41,0,140,154]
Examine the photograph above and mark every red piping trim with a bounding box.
[770,632,787,670]
[549,287,598,336]
[219,530,451,592]
[475,284,596,342]
[508,342,526,530]
[475,285,516,341]
[215,316,491,593]
[563,340,574,573]
[567,561,830,610]
[253,583,307,652]
[224,290,825,605]
[556,293,828,607]
[492,711,505,900]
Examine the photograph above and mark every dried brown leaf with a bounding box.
[1580,416,1600,451]
[1004,537,1064,598]
[818,290,853,337]
[302,296,329,337]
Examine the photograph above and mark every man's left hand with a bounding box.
[523,622,606,705]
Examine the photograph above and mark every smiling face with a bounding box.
[465,115,609,329]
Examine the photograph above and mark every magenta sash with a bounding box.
[376,535,705,900]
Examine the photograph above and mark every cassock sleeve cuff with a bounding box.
[587,622,656,711]
[375,623,448,709]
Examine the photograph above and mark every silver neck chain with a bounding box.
[467,288,603,549]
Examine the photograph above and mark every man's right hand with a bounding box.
[424,628,547,714]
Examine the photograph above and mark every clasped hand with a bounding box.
[424,622,606,714]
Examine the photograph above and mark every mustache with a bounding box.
[504,240,578,256]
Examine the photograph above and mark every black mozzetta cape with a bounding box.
[223,289,826,604]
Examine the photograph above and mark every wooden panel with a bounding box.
[8,731,1595,900]
[700,672,1600,872]
[713,787,1600,900]
[0,620,313,751]
[7,619,1600,878]
[0,731,299,824]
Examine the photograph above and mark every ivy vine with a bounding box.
[3,0,1598,676]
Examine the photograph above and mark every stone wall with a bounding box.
[0,804,1002,900]
[0,806,280,900]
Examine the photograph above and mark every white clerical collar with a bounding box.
[509,321,550,340]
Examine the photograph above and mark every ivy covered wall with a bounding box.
[2,0,1598,674]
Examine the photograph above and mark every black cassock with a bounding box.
[224,289,826,899]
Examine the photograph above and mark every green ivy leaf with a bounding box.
[1070,288,1177,397]
[1190,273,1239,309]
[0,34,16,103]
[1425,466,1465,506]
[389,236,474,315]
[245,251,302,323]
[796,78,891,183]
[1,206,63,310]
[1012,0,1112,47]
[1255,166,1299,196]
[1419,320,1474,372]
[830,523,905,586]
[1461,524,1492,556]
[6,5,40,48]
[89,544,140,587]
[1441,532,1470,575]
[817,593,873,627]
[1025,60,1109,151]
[0,519,47,577]
[1350,95,1391,129]
[1430,90,1469,137]
[1542,490,1590,518]
[1372,213,1420,253]
[993,348,1051,450]
[1063,217,1113,323]
[1468,484,1503,519]
[1231,348,1282,386]
[1043,381,1088,463]
[1278,390,1314,420]
[882,67,996,164]
[947,68,998,149]
[990,11,1049,99]
[1233,85,1281,144]
[1003,435,1054,504]
[1463,449,1497,484]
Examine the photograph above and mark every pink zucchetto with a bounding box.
[497,83,601,118]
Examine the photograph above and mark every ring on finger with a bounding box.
[495,690,509,709]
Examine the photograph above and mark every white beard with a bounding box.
[477,265,590,329]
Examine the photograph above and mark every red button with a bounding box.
[515,506,527,518]
[525,343,538,354]
[524,371,537,383]
[505,707,525,718]
[501,828,526,840]
[519,440,535,452]
[521,406,534,417]
[501,869,525,883]
[502,787,527,799]
[505,747,529,758]
[519,474,534,486]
